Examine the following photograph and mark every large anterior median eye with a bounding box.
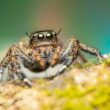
[46,33,53,39]
[37,34,44,40]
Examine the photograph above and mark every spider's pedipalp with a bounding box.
[59,38,78,66]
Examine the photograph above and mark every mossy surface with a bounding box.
[0,57,110,110]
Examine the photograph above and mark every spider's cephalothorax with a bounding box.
[26,29,62,70]
[0,28,103,87]
[29,29,59,48]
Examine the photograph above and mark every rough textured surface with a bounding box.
[0,56,110,110]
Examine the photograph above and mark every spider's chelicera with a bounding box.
[0,29,103,87]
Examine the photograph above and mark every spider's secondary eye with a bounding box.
[52,32,56,36]
[46,33,53,38]
[37,34,44,39]
[33,33,38,37]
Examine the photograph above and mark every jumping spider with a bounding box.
[0,29,103,87]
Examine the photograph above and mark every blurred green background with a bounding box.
[0,0,110,54]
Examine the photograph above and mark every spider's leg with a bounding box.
[0,42,36,85]
[14,52,34,87]
[49,46,61,66]
[44,39,78,77]
[0,66,4,81]
[79,43,103,60]
[16,71,32,87]
[34,51,46,70]
[0,52,10,81]
[7,64,15,80]
[51,39,87,76]
[12,60,32,87]
[19,48,46,70]
[0,43,27,81]
[59,39,78,66]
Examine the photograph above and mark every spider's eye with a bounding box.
[33,33,38,37]
[37,34,44,40]
[52,32,56,36]
[46,33,53,39]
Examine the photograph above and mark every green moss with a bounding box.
[103,57,110,66]
[62,100,93,110]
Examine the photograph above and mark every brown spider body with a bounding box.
[0,29,103,87]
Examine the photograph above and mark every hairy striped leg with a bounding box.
[7,55,34,87]
[79,43,103,60]
[49,46,61,66]
[0,54,10,81]
[43,39,103,77]
[12,50,36,87]
[0,44,35,86]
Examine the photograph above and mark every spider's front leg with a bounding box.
[78,42,103,60]
[0,44,34,87]
[43,39,78,77]
[15,49,37,87]
[59,38,79,66]
[45,39,79,77]
[52,38,103,76]
[8,60,32,87]
[15,67,33,87]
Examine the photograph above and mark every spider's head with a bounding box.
[26,29,61,49]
